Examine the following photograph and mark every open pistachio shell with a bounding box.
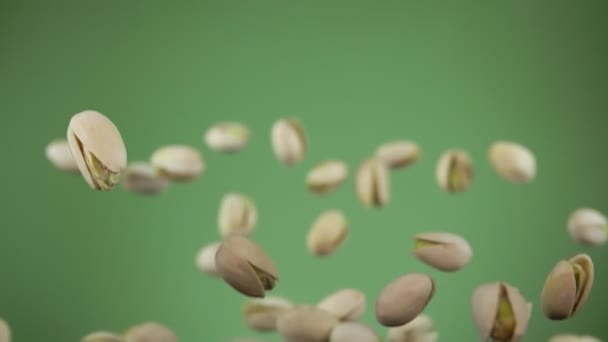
[195,241,222,276]
[306,160,348,195]
[412,232,473,272]
[307,210,349,257]
[204,121,249,153]
[0,319,10,342]
[375,141,421,169]
[124,322,177,342]
[435,149,472,193]
[375,274,435,327]
[46,138,79,173]
[271,118,307,167]
[81,331,123,342]
[218,193,257,238]
[150,144,204,182]
[330,322,380,342]
[317,288,366,321]
[355,158,390,208]
[276,305,340,342]
[243,296,294,332]
[567,208,608,246]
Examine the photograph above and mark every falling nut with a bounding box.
[435,149,472,193]
[412,232,473,272]
[67,110,127,191]
[541,254,594,320]
[471,282,532,342]
[0,319,10,342]
[81,331,123,342]
[355,158,390,208]
[375,274,435,327]
[330,322,380,342]
[204,121,250,153]
[317,288,365,321]
[195,241,222,276]
[150,145,204,182]
[567,208,607,246]
[46,138,79,173]
[549,335,602,342]
[215,235,279,298]
[123,162,170,196]
[375,141,421,169]
[124,322,177,342]
[488,141,536,183]
[387,314,438,342]
[307,210,349,257]
[218,193,257,238]
[306,160,348,195]
[276,305,340,342]
[271,118,307,166]
[242,296,294,332]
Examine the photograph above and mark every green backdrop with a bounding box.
[1,1,607,341]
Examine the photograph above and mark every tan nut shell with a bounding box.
[271,118,307,166]
[243,296,294,332]
[276,305,340,342]
[0,319,10,342]
[81,331,123,342]
[124,322,177,342]
[387,314,437,342]
[317,288,366,321]
[123,162,170,196]
[306,160,349,195]
[150,145,204,182]
[355,158,390,208]
[330,322,380,342]
[218,193,257,237]
[488,141,536,183]
[204,122,249,153]
[46,139,79,173]
[549,335,602,342]
[195,241,222,276]
[307,210,349,257]
[412,232,473,272]
[375,141,421,169]
[567,208,608,246]
[375,274,435,327]
[435,149,472,193]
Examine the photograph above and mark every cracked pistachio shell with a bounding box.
[271,118,307,167]
[567,208,608,246]
[375,274,435,327]
[218,193,257,238]
[330,322,380,342]
[0,319,10,342]
[435,149,472,193]
[215,235,279,298]
[81,331,123,342]
[488,141,536,183]
[150,145,204,182]
[276,305,340,342]
[412,232,473,272]
[46,138,79,173]
[471,282,531,342]
[541,254,594,320]
[123,162,170,196]
[204,121,249,153]
[387,314,438,342]
[195,241,222,276]
[355,158,390,208]
[306,160,348,195]
[243,296,294,332]
[67,110,127,191]
[550,335,602,342]
[124,322,177,342]
[375,141,421,169]
[307,210,349,257]
[317,288,366,321]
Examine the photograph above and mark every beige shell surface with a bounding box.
[276,306,339,342]
[375,274,434,327]
[570,254,594,315]
[412,232,473,272]
[541,260,578,319]
[317,288,366,321]
[124,322,177,342]
[307,210,349,257]
[471,282,501,340]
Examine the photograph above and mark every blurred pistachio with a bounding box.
[243,296,294,332]
[375,141,421,169]
[81,331,123,342]
[195,241,222,277]
[567,208,608,246]
[46,138,79,173]
[541,254,594,320]
[387,314,438,342]
[412,232,473,272]
[123,162,170,196]
[317,288,366,321]
[306,160,348,195]
[307,210,349,257]
[215,235,279,298]
[271,118,307,166]
[204,121,250,153]
[435,149,472,193]
[549,335,602,342]
[218,193,257,238]
[330,322,380,342]
[150,144,204,182]
[355,157,390,208]
[276,305,340,342]
[67,110,127,191]
[488,141,536,183]
[0,319,10,342]
[375,274,435,327]
[124,322,177,342]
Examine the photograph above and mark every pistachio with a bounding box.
[412,232,473,272]
[122,162,170,196]
[330,322,380,342]
[276,305,340,342]
[218,193,257,238]
[124,322,177,342]
[242,296,294,332]
[355,158,390,208]
[471,282,532,342]
[81,331,123,342]
[306,160,348,195]
[375,141,421,169]
[149,145,204,182]
[0,319,10,342]
[46,138,79,173]
[307,210,349,257]
[195,241,222,276]
[204,122,250,153]
[375,274,435,327]
[317,288,366,321]
[271,118,307,166]
[215,235,279,297]
[66,110,127,190]
[488,141,536,183]
[541,254,594,320]
[567,208,608,246]
[435,149,472,193]
[549,335,602,342]
[387,314,438,342]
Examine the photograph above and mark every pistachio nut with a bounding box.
[549,335,602,342]
[0,319,10,342]
[124,322,177,342]
[218,193,257,238]
[488,141,536,183]
[204,121,249,153]
[375,141,421,169]
[541,254,594,320]
[471,282,532,342]
[81,331,123,342]
[355,157,390,208]
[150,145,204,182]
[387,314,438,342]
[46,138,79,173]
[215,235,279,297]
[412,232,473,272]
[271,118,307,166]
[242,296,294,332]
[330,322,380,342]
[306,160,348,195]
[435,149,472,193]
[307,210,349,257]
[567,208,608,246]
[276,305,340,342]
[317,288,366,321]
[375,273,435,327]
[122,162,170,196]
[66,110,127,190]
[195,241,222,276]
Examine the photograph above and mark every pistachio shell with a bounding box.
[317,288,366,321]
[329,322,380,342]
[218,193,257,237]
[149,145,204,182]
[123,162,170,196]
[355,158,390,208]
[412,232,473,272]
[375,274,435,327]
[307,210,349,257]
[435,149,472,193]
[124,322,177,342]
[567,208,608,246]
[81,331,123,342]
[0,319,10,342]
[46,138,79,173]
[387,314,437,342]
[276,305,340,342]
[204,122,249,153]
[195,241,222,276]
[271,118,307,166]
[306,160,349,195]
[242,296,293,332]
[550,335,602,342]
[375,141,421,169]
[488,141,536,183]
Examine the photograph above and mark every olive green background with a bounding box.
[1,1,607,341]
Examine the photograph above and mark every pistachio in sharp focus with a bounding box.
[204,121,250,153]
[387,314,438,342]
[195,241,222,276]
[0,319,10,342]
[375,273,435,327]
[375,141,421,169]
[471,282,532,342]
[46,138,79,173]
[435,149,472,193]
[549,335,602,342]
[567,208,608,247]
[81,331,123,342]
[317,288,366,321]
[218,193,257,238]
[307,210,349,257]
[215,235,279,298]
[355,157,390,208]
[66,110,127,191]
[541,254,594,320]
[276,305,340,342]
[242,296,294,332]
[412,232,473,272]
[149,144,204,182]
[306,160,348,195]
[123,322,177,342]
[122,162,170,196]
[270,118,307,167]
[329,322,380,342]
[488,141,536,183]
